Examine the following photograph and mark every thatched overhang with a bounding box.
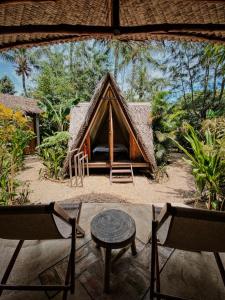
[1,0,225,50]
[0,93,42,114]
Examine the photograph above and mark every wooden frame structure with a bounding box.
[68,149,89,187]
[77,84,148,166]
[0,202,83,300]
[150,203,225,300]
[64,74,156,176]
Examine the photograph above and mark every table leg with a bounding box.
[104,247,111,293]
[131,239,137,256]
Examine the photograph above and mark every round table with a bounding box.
[90,209,137,293]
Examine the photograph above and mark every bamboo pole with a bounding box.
[109,103,114,166]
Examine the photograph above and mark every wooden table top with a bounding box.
[90,209,136,249]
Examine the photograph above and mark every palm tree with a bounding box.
[97,40,133,80]
[120,41,162,100]
[0,49,40,96]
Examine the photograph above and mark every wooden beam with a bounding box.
[2,30,225,52]
[109,82,149,162]
[111,0,120,31]
[85,162,149,168]
[2,32,225,52]
[35,114,40,147]
[109,102,114,165]
[78,81,111,152]
[1,23,225,37]
[86,133,91,160]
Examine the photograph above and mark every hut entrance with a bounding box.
[80,83,148,170]
[89,93,130,164]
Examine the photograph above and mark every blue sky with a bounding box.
[0,59,22,94]
[0,41,165,97]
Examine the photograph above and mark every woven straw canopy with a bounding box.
[0,93,42,114]
[1,0,225,50]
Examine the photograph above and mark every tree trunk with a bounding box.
[130,58,136,98]
[114,46,119,80]
[22,74,27,97]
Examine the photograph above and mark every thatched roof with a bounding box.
[1,0,225,50]
[0,93,42,114]
[65,73,156,171]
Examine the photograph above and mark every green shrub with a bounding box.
[0,103,34,205]
[38,131,70,180]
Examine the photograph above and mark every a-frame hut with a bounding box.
[64,73,156,175]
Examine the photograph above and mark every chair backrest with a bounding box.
[0,203,72,240]
[157,204,225,252]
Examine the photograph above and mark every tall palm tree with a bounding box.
[0,48,40,96]
[97,40,132,80]
[120,42,161,99]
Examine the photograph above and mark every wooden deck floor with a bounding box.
[85,161,150,168]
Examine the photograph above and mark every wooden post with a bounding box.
[69,148,78,187]
[74,151,83,187]
[69,153,73,187]
[86,155,89,176]
[109,103,114,165]
[86,133,91,160]
[35,114,41,147]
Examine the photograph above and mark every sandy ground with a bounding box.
[17,155,196,205]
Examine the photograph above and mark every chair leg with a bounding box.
[214,252,225,287]
[150,221,157,300]
[0,240,24,296]
[70,220,76,295]
[131,239,137,256]
[62,254,71,300]
[155,242,161,300]
[104,247,111,293]
[62,220,76,300]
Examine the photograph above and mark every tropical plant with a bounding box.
[0,49,40,96]
[39,97,74,134]
[0,103,34,204]
[38,131,70,180]
[32,42,110,137]
[150,91,186,165]
[165,42,225,128]
[172,124,225,210]
[0,75,15,94]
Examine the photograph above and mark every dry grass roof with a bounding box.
[1,0,225,50]
[0,93,42,114]
[65,73,156,171]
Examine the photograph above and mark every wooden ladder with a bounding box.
[110,163,134,184]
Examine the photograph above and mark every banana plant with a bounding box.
[172,124,225,210]
[38,132,70,180]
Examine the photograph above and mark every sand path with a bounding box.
[17,154,196,205]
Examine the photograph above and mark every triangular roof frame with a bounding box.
[76,74,148,163]
[64,73,156,172]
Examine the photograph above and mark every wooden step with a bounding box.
[110,163,134,184]
[111,169,132,174]
[111,177,133,183]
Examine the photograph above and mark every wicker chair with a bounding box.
[150,203,225,300]
[0,202,84,300]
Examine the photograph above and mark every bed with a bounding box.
[92,144,129,161]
